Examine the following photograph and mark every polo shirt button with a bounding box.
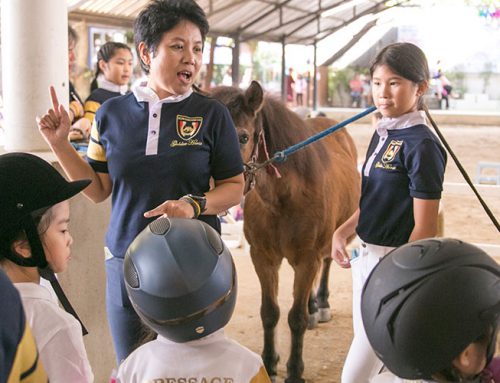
[153,113,158,118]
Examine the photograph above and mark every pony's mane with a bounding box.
[260,94,329,180]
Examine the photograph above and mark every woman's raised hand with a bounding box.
[37,86,71,148]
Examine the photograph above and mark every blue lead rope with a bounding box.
[273,105,377,163]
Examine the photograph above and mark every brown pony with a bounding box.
[211,81,360,383]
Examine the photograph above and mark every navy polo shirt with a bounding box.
[356,124,447,247]
[87,89,244,259]
[0,270,25,382]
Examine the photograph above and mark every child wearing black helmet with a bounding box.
[116,218,270,383]
[361,238,500,383]
[0,152,93,382]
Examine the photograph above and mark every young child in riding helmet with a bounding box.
[116,217,270,383]
[361,238,500,383]
[0,152,93,383]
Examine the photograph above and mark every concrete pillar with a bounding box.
[1,0,69,151]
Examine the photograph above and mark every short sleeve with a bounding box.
[86,119,109,173]
[406,138,446,199]
[210,105,244,180]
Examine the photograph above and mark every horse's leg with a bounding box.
[286,259,320,383]
[252,251,281,380]
[316,255,332,322]
[307,290,319,329]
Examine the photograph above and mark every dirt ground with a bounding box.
[224,124,500,383]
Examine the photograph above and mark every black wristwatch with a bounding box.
[180,194,207,218]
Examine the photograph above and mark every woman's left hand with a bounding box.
[144,199,194,219]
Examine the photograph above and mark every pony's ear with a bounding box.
[245,81,264,115]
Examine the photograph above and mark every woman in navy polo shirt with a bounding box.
[38,0,244,363]
[331,42,447,383]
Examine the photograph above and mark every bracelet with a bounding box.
[179,195,201,218]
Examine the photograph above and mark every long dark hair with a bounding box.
[90,41,132,92]
[370,42,429,110]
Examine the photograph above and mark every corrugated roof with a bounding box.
[68,0,410,45]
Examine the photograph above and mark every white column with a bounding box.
[1,0,69,151]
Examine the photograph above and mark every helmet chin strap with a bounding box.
[37,266,88,336]
[23,215,88,336]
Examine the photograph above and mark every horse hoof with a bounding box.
[285,378,305,383]
[307,311,319,329]
[270,375,278,383]
[318,308,332,323]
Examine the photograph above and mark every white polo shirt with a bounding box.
[15,282,93,383]
[117,329,270,383]
[370,371,431,382]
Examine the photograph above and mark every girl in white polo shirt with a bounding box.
[0,152,93,383]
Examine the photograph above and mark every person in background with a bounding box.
[67,26,91,142]
[349,73,363,108]
[295,73,306,106]
[38,0,244,363]
[0,269,48,383]
[0,152,93,382]
[82,41,133,129]
[361,75,372,108]
[362,238,500,383]
[436,69,453,110]
[331,42,447,383]
[116,218,270,383]
[286,67,295,105]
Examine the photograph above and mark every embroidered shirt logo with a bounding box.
[381,140,403,163]
[176,115,203,140]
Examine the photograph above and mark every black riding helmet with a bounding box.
[361,238,500,380]
[0,152,90,268]
[0,152,91,334]
[124,217,237,343]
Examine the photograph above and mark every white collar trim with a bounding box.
[133,85,193,104]
[97,74,128,95]
[376,110,427,137]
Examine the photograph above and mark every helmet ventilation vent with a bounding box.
[149,218,171,235]
[205,226,224,254]
[124,257,140,288]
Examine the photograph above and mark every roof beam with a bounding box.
[238,0,294,32]
[293,0,405,44]
[320,18,378,66]
[240,12,317,42]
[69,10,135,28]
[206,0,247,17]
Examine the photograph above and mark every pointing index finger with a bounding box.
[49,86,60,113]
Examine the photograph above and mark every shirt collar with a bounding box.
[132,84,193,104]
[376,110,427,137]
[157,328,226,346]
[14,282,54,301]
[97,74,129,95]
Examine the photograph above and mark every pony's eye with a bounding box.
[239,134,249,145]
